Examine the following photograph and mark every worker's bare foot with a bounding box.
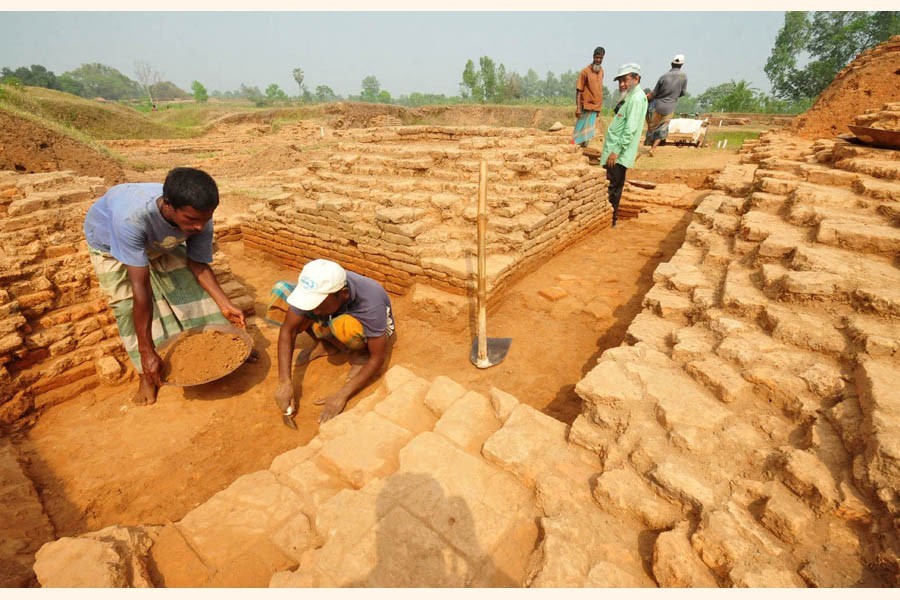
[296,341,339,365]
[131,378,158,406]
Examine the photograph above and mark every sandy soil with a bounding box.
[0,112,126,183]
[9,119,728,539]
[161,329,251,386]
[14,203,702,538]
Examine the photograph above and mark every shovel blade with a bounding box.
[470,337,512,369]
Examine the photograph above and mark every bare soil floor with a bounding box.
[11,135,728,539]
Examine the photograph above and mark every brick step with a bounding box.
[815,218,900,255]
[5,186,97,217]
[0,170,91,193]
[337,124,572,143]
[834,157,900,180]
[785,186,887,228]
[832,141,900,163]
[852,175,900,201]
[322,142,577,165]
[304,170,573,201]
[308,154,585,182]
[0,207,92,245]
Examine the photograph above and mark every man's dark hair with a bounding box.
[594,46,605,56]
[162,167,219,211]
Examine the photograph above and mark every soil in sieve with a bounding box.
[161,330,250,386]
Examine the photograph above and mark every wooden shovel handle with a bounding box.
[477,160,488,361]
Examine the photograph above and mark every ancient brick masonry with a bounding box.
[241,126,609,297]
[30,130,900,587]
[571,130,900,586]
[0,171,253,424]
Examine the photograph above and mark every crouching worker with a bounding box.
[272,259,395,428]
[83,167,252,406]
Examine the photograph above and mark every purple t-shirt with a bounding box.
[291,271,394,338]
[83,183,214,267]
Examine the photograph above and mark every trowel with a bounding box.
[470,160,512,368]
[282,412,298,430]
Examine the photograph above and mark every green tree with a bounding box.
[30,64,59,89]
[505,72,524,101]
[557,70,578,101]
[542,71,559,101]
[1,64,59,89]
[696,80,763,112]
[675,92,700,115]
[460,59,483,102]
[314,85,338,102]
[191,80,208,103]
[360,75,381,102]
[265,83,288,101]
[292,68,311,101]
[494,62,508,103]
[239,84,265,105]
[56,74,84,96]
[150,81,189,101]
[479,56,498,102]
[399,92,454,107]
[522,69,541,99]
[62,63,142,100]
[765,11,900,101]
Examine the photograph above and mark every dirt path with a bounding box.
[14,195,702,537]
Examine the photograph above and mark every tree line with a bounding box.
[2,12,896,113]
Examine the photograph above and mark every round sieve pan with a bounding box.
[156,323,253,386]
[847,125,900,150]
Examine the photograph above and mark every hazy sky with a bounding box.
[1,10,792,99]
[5,4,883,100]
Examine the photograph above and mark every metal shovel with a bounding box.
[470,160,512,368]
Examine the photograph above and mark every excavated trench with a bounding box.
[4,38,900,584]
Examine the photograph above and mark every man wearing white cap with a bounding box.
[645,54,688,156]
[600,63,648,228]
[274,259,395,427]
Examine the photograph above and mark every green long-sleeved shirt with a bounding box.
[600,85,648,169]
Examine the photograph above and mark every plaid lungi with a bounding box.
[645,109,673,144]
[89,246,228,372]
[572,110,599,146]
[265,279,296,326]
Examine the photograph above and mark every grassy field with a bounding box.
[704,128,765,149]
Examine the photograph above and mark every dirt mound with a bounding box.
[0,111,126,182]
[2,86,177,140]
[791,35,900,140]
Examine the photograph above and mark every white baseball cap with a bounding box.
[613,63,642,80]
[672,54,685,65]
[286,259,347,311]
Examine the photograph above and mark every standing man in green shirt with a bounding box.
[600,63,648,228]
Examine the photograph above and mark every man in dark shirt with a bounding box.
[273,259,395,427]
[645,54,688,156]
